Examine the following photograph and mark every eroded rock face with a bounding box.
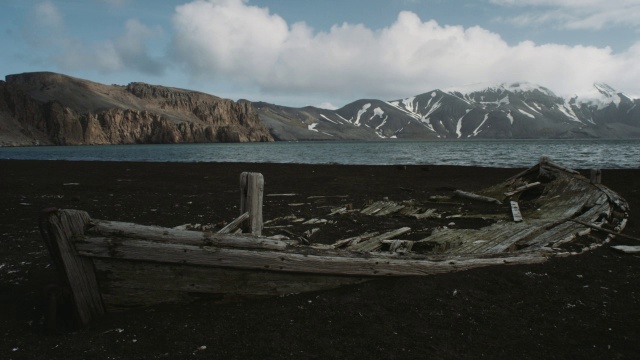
[0,72,273,146]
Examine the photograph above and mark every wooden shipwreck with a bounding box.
[40,158,630,326]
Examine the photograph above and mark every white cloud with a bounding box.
[315,102,338,110]
[171,0,640,102]
[490,0,640,30]
[55,18,164,74]
[171,0,288,81]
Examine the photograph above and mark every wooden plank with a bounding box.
[89,220,288,250]
[523,198,610,249]
[383,240,415,253]
[240,172,264,236]
[40,209,104,326]
[570,219,639,242]
[453,190,502,205]
[74,236,548,277]
[611,245,640,254]
[92,259,367,309]
[217,212,249,234]
[510,201,523,222]
[348,227,412,252]
[361,201,395,215]
[539,157,580,175]
[332,232,379,248]
[504,182,541,197]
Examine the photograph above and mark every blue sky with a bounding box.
[2,0,640,108]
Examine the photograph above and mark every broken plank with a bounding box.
[510,201,523,222]
[332,232,379,249]
[383,240,415,253]
[217,212,249,234]
[569,219,639,242]
[453,190,502,205]
[504,182,541,197]
[349,227,411,252]
[611,245,640,254]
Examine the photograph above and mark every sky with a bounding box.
[2,0,640,109]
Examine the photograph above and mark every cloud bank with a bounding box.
[170,0,640,102]
[20,0,640,106]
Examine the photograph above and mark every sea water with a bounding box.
[1,139,638,169]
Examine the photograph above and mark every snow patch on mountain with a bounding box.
[320,114,338,124]
[371,107,385,120]
[518,109,535,119]
[573,83,627,110]
[557,102,584,124]
[455,115,464,138]
[472,114,489,136]
[402,97,417,113]
[375,117,388,130]
[308,123,319,132]
[355,103,371,126]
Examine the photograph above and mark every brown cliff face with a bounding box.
[0,72,273,146]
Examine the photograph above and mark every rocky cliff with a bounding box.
[0,72,273,146]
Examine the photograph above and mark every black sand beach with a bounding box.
[1,160,639,359]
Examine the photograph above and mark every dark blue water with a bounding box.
[1,140,638,169]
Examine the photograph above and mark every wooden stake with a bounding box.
[240,172,264,236]
[590,169,602,184]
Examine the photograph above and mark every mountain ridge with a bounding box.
[0,72,273,146]
[257,81,640,140]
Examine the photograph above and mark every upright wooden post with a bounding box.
[590,169,602,184]
[240,172,264,236]
[39,209,104,326]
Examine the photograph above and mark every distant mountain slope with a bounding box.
[0,72,273,146]
[256,82,640,140]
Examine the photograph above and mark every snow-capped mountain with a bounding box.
[255,82,640,140]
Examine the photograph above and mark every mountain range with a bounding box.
[256,82,640,140]
[1,72,639,146]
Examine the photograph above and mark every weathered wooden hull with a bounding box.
[39,159,630,325]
